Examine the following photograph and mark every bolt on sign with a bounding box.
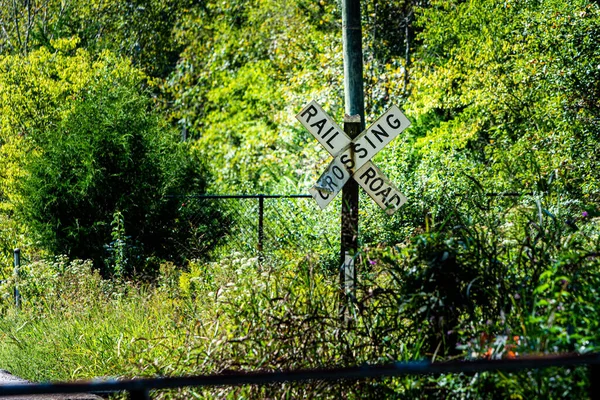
[296,101,410,215]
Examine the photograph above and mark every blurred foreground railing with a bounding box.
[1,353,599,399]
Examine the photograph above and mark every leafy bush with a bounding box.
[0,44,220,276]
[357,193,600,398]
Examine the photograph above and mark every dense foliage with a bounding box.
[0,0,599,398]
[0,41,218,275]
[409,0,600,194]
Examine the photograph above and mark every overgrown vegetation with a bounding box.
[1,195,598,398]
[0,0,599,398]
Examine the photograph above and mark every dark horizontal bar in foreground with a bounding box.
[165,194,313,199]
[1,353,598,397]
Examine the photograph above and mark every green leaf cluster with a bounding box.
[0,0,190,78]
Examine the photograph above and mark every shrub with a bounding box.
[0,45,221,276]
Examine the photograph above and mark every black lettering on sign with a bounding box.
[318,190,329,200]
[359,166,377,184]
[332,165,345,180]
[323,176,337,190]
[386,194,402,208]
[386,114,402,129]
[340,153,355,170]
[310,118,327,135]
[300,105,318,122]
[369,178,385,192]
[325,131,339,149]
[352,143,369,159]
[322,126,334,139]
[375,187,391,202]
[364,134,376,149]
[371,124,389,143]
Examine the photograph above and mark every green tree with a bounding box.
[407,0,600,197]
[0,42,215,275]
[165,0,343,193]
[362,0,428,116]
[0,0,189,78]
[369,0,600,238]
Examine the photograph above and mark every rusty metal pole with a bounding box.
[340,117,361,322]
[258,194,264,264]
[14,248,21,309]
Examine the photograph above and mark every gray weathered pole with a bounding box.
[342,0,365,122]
[340,0,364,320]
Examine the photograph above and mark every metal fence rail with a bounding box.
[168,194,339,265]
[169,191,568,265]
[1,353,598,399]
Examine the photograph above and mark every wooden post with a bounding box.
[340,117,361,321]
[340,0,364,321]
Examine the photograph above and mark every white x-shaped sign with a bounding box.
[296,101,410,215]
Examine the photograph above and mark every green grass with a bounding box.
[0,255,356,398]
[0,286,173,381]
[0,206,598,399]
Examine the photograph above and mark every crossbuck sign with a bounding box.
[296,101,410,215]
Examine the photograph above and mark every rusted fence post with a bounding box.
[13,248,21,309]
[258,194,265,263]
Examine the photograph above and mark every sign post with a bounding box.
[340,115,361,321]
[296,0,410,323]
[296,101,410,323]
[341,0,364,321]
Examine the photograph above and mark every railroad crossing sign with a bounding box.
[296,101,410,215]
